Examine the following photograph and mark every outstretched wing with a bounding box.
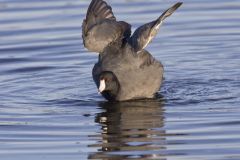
[129,2,182,53]
[83,0,116,34]
[82,0,131,53]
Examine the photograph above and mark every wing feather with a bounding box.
[129,2,182,53]
[82,0,131,53]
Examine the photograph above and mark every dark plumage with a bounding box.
[82,0,182,101]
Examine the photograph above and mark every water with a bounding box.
[0,0,240,159]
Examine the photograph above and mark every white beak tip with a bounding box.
[98,79,106,93]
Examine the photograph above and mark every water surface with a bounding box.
[0,0,240,159]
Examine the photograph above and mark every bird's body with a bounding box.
[93,43,163,101]
[82,0,182,101]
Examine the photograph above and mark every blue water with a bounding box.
[0,0,240,159]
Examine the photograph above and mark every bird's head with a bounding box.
[98,71,120,101]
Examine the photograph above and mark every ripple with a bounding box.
[6,66,56,74]
[0,57,31,64]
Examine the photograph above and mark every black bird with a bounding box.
[82,0,182,101]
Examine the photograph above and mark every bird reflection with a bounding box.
[88,99,167,160]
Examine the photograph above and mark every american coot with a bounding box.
[82,0,182,101]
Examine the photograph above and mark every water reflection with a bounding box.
[89,100,166,160]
